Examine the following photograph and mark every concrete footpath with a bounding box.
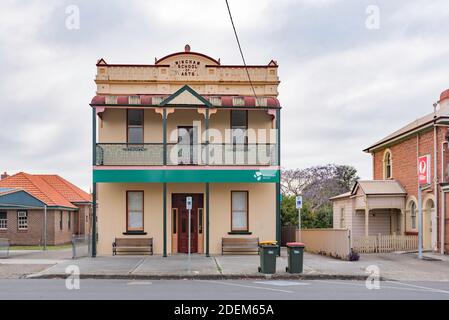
[10,249,449,281]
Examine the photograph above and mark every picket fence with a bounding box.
[352,234,418,253]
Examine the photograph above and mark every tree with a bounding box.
[281,164,359,229]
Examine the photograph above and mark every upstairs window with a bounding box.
[127,109,144,144]
[384,150,392,179]
[17,211,28,230]
[231,110,248,144]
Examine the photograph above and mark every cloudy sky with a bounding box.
[1,0,449,191]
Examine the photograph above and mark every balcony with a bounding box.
[95,143,277,166]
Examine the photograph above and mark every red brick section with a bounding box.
[0,172,92,246]
[0,209,76,245]
[372,126,449,252]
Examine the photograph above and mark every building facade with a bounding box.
[91,45,281,256]
[331,89,449,254]
[0,172,92,246]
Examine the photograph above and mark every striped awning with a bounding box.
[91,95,280,108]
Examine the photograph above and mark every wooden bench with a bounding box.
[222,237,259,255]
[112,238,153,256]
[0,238,10,258]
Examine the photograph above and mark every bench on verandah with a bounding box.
[222,237,259,255]
[112,237,153,256]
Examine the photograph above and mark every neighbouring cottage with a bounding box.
[331,89,449,254]
[0,172,92,246]
[90,45,282,256]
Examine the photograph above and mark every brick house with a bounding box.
[331,89,449,254]
[0,172,92,246]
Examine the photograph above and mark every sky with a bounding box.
[1,0,449,191]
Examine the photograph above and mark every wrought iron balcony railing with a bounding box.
[95,143,277,166]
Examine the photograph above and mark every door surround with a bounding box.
[171,193,204,254]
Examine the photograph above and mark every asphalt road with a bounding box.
[0,279,448,300]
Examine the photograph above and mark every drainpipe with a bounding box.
[433,103,438,252]
[441,138,448,255]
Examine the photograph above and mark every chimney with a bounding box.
[439,89,449,109]
[1,172,8,180]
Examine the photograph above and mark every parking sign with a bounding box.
[186,196,192,210]
[296,196,303,209]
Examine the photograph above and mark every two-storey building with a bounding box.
[331,89,449,254]
[91,45,281,256]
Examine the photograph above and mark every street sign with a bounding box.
[418,155,431,185]
[295,195,303,209]
[186,196,192,210]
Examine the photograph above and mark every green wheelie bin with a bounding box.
[258,241,278,274]
[285,242,305,273]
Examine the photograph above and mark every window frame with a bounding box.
[126,190,144,232]
[0,211,7,230]
[409,201,417,230]
[126,109,144,144]
[60,211,63,231]
[17,210,28,231]
[231,191,249,232]
[383,150,392,179]
[230,110,248,145]
[68,211,71,230]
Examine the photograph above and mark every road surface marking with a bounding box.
[127,281,152,286]
[254,280,309,287]
[386,281,449,294]
[198,280,294,293]
[315,280,447,294]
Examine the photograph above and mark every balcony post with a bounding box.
[91,107,97,257]
[163,182,167,257]
[162,108,167,257]
[163,108,167,165]
[205,182,210,257]
[275,108,281,256]
[205,108,209,165]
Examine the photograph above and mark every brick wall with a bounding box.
[371,126,449,252]
[0,208,86,246]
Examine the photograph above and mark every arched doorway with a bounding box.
[423,198,436,250]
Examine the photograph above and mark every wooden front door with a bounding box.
[172,194,203,253]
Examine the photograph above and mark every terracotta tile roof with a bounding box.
[0,172,91,209]
[35,175,91,203]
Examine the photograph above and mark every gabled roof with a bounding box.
[352,180,406,195]
[330,180,406,201]
[34,175,91,203]
[160,85,212,107]
[364,96,449,152]
[0,172,91,209]
[0,188,46,209]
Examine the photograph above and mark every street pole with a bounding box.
[44,205,47,250]
[188,208,191,273]
[418,185,423,259]
[298,208,301,242]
